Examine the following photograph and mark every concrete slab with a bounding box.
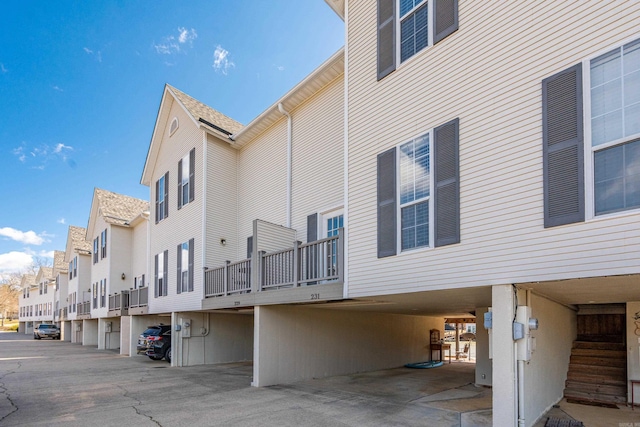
[0,331,493,427]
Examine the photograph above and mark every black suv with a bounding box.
[146,329,171,363]
[137,324,171,356]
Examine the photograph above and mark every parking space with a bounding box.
[0,331,492,426]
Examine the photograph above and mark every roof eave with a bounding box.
[229,47,344,148]
[324,0,345,20]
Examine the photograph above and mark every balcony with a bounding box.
[108,291,130,317]
[203,226,344,309]
[76,301,91,319]
[128,286,149,315]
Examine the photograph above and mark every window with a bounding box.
[155,172,169,222]
[155,250,168,297]
[93,237,99,264]
[178,148,195,210]
[542,37,640,226]
[324,211,343,276]
[400,134,430,250]
[377,119,460,257]
[377,0,458,80]
[73,257,77,277]
[44,283,48,294]
[100,229,107,259]
[69,261,73,279]
[100,279,106,308]
[93,282,98,309]
[134,274,145,289]
[399,0,428,63]
[169,117,179,135]
[177,239,194,293]
[590,39,640,215]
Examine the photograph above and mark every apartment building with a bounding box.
[62,225,93,343]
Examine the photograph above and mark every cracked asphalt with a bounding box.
[0,331,492,427]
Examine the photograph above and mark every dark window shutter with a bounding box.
[154,254,159,298]
[307,213,318,242]
[434,118,460,247]
[246,236,253,259]
[177,158,183,210]
[155,179,159,224]
[542,64,584,227]
[176,243,182,294]
[377,0,396,80]
[189,148,195,203]
[377,147,397,257]
[433,0,458,45]
[163,250,169,296]
[164,172,169,219]
[188,238,194,292]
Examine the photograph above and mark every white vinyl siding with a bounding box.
[148,97,204,313]
[347,1,640,297]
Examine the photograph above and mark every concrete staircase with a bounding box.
[564,341,627,407]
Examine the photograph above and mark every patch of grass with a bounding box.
[0,321,19,332]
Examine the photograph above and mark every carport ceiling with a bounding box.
[319,286,492,317]
[520,274,640,306]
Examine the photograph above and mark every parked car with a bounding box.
[136,324,171,355]
[145,329,171,362]
[33,324,60,340]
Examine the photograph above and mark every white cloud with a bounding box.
[276,65,285,71]
[0,63,7,73]
[83,47,102,62]
[52,85,63,92]
[213,45,234,75]
[178,27,197,44]
[57,218,66,225]
[154,27,197,56]
[0,251,34,275]
[53,143,73,154]
[0,227,46,245]
[13,142,74,169]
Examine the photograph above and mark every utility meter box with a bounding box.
[516,306,539,361]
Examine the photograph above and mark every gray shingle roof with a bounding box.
[53,250,67,274]
[94,188,149,226]
[167,85,243,135]
[21,274,36,288]
[69,225,92,253]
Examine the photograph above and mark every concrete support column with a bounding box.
[492,284,517,426]
[120,316,131,355]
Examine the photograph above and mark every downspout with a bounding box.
[278,103,292,228]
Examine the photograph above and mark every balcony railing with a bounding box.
[204,228,343,298]
[108,291,130,311]
[77,301,91,315]
[129,287,148,308]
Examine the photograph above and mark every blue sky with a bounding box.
[0,1,344,277]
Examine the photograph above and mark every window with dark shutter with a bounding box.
[154,254,159,298]
[307,213,318,242]
[163,249,168,296]
[377,0,396,80]
[163,172,169,219]
[188,238,194,292]
[542,64,584,227]
[177,158,183,210]
[433,118,460,246]
[189,148,195,203]
[377,147,397,257]
[176,243,182,294]
[433,0,458,44]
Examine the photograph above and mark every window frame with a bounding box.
[180,153,190,207]
[582,34,640,220]
[396,0,434,66]
[157,174,167,222]
[179,241,189,293]
[396,130,435,253]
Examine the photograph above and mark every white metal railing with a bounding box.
[204,228,343,298]
[108,292,130,311]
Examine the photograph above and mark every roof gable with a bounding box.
[65,225,92,262]
[140,84,243,186]
[86,188,150,238]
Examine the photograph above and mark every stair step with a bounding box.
[570,348,626,359]
[567,364,625,377]
[572,341,625,351]
[564,389,626,405]
[564,380,627,397]
[569,355,627,368]
[566,371,626,387]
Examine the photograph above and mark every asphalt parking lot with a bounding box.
[0,331,492,427]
